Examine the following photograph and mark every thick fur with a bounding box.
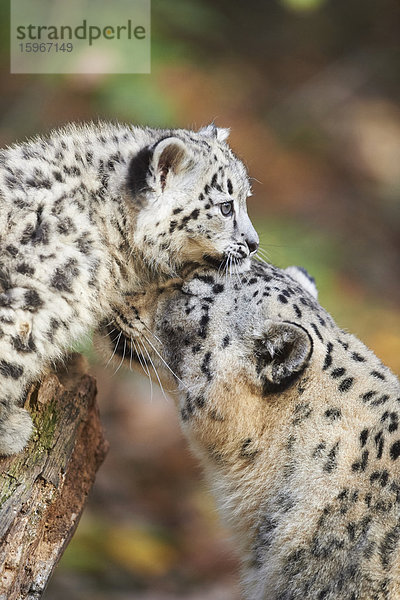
[0,121,258,455]
[99,262,400,600]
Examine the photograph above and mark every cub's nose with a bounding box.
[246,237,259,256]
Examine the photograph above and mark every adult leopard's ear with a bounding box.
[127,137,189,199]
[254,320,313,394]
[285,265,318,299]
[198,123,230,143]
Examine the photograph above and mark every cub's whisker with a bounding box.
[255,253,269,266]
[140,319,163,347]
[131,336,151,382]
[257,246,270,260]
[218,256,228,278]
[113,336,127,375]
[141,332,187,390]
[106,330,122,367]
[102,326,117,338]
[233,257,243,287]
[135,337,154,402]
[224,255,231,285]
[229,255,233,281]
[139,337,168,402]
[129,335,134,372]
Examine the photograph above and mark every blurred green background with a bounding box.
[1,0,400,598]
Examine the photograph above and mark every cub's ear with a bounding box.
[151,137,188,192]
[254,321,313,394]
[198,123,230,143]
[127,137,189,199]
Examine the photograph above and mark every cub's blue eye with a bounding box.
[220,201,234,217]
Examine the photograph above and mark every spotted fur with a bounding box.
[99,261,400,599]
[0,121,258,455]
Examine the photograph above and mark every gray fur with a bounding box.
[100,260,400,599]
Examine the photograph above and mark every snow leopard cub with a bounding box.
[0,121,258,455]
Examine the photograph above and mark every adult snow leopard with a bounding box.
[99,261,400,600]
[0,122,258,455]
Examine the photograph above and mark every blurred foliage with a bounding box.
[1,0,399,597]
[94,77,176,126]
[61,514,178,578]
[279,0,328,11]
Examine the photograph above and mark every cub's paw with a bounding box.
[0,407,34,456]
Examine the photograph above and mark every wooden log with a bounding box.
[0,353,109,600]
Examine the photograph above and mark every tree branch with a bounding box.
[0,353,108,600]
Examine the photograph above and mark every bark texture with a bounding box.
[0,353,108,600]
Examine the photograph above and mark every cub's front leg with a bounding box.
[0,367,34,456]
[0,286,94,455]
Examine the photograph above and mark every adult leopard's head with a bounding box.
[97,263,316,410]
[126,124,258,276]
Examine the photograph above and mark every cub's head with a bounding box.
[126,124,258,276]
